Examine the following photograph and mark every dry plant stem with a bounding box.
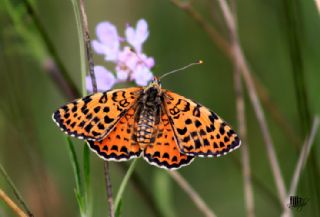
[0,189,28,217]
[78,0,114,216]
[226,0,255,216]
[169,171,216,217]
[215,0,287,207]
[79,0,96,87]
[234,22,287,208]
[104,162,115,217]
[253,78,301,148]
[170,0,300,147]
[232,31,255,217]
[281,116,320,217]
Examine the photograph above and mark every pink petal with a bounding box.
[95,22,120,61]
[125,19,149,53]
[92,40,108,55]
[132,65,153,86]
[86,66,116,92]
[116,68,130,81]
[118,47,139,70]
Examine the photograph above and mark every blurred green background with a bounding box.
[1,0,320,217]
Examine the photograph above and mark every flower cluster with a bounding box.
[86,19,155,92]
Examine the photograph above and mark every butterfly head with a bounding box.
[146,76,162,90]
[143,77,162,102]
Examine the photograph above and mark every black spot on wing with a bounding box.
[104,116,114,124]
[177,127,187,135]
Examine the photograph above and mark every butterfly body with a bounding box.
[53,77,241,170]
[134,82,162,149]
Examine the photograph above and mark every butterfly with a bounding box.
[52,76,241,170]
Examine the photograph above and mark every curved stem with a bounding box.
[114,159,139,211]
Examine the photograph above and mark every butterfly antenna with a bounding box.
[159,60,203,80]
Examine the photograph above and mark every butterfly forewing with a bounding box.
[53,87,142,140]
[143,111,194,170]
[87,107,142,161]
[163,90,241,157]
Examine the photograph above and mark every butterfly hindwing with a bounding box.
[87,107,142,161]
[53,87,142,140]
[163,90,241,157]
[143,111,194,170]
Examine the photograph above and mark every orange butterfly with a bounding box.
[53,77,241,169]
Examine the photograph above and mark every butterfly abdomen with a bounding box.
[136,107,157,148]
[135,87,162,149]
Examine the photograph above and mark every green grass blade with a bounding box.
[154,170,176,217]
[114,159,139,211]
[115,199,123,217]
[83,143,92,215]
[69,0,87,96]
[66,137,85,212]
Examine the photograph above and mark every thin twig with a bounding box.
[169,171,216,217]
[0,189,28,217]
[0,165,34,217]
[232,27,287,208]
[195,0,287,207]
[226,0,255,215]
[78,0,96,89]
[103,162,114,217]
[78,1,114,216]
[281,116,320,217]
[253,78,301,148]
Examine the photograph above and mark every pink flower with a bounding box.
[92,22,120,61]
[125,19,149,53]
[88,19,155,92]
[132,65,153,86]
[86,66,116,92]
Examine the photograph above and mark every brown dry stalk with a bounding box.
[232,32,287,208]
[223,0,255,216]
[169,171,216,217]
[281,116,320,217]
[0,189,28,217]
[78,1,114,216]
[230,21,255,217]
